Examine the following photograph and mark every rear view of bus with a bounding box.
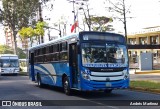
[19,59,28,72]
[0,54,19,75]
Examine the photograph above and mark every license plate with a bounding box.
[106,82,111,87]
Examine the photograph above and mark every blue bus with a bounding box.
[28,31,129,95]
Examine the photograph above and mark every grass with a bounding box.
[130,81,160,89]
[130,80,160,93]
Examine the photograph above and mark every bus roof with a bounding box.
[28,31,125,51]
[0,54,18,57]
[19,59,28,61]
[29,32,79,51]
[0,54,18,59]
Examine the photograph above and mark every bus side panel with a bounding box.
[56,62,70,87]
[34,62,70,87]
[29,64,35,81]
[29,53,35,81]
[34,64,55,85]
[77,54,82,89]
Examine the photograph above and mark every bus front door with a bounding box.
[30,52,35,81]
[69,43,78,88]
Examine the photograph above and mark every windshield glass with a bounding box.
[1,59,19,67]
[82,43,128,68]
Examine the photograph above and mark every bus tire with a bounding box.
[37,74,43,88]
[104,89,112,93]
[63,77,71,95]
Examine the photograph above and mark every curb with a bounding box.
[135,70,160,74]
[19,72,28,76]
[130,87,160,94]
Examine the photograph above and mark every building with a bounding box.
[4,26,14,47]
[127,26,160,69]
[4,26,28,51]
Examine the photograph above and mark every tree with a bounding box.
[105,0,131,43]
[17,47,27,59]
[18,26,35,47]
[0,45,14,54]
[18,21,47,47]
[0,0,40,55]
[34,21,47,44]
[0,45,26,58]
[90,16,114,32]
[78,0,92,31]
[0,0,51,54]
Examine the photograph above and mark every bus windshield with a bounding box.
[81,43,128,68]
[1,59,19,67]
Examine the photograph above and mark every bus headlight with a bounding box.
[81,69,90,81]
[123,69,129,79]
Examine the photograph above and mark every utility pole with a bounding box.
[67,0,76,32]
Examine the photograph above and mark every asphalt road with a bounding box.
[0,75,159,109]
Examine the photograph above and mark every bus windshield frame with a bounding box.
[80,33,127,68]
[0,59,19,68]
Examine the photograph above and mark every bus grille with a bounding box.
[90,71,124,81]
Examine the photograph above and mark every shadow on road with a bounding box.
[1,74,18,76]
[35,84,126,99]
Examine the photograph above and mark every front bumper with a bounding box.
[80,79,129,91]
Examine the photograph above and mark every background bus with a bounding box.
[0,54,19,75]
[29,31,129,95]
[19,59,28,72]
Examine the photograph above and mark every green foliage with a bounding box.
[0,45,26,58]
[1,0,39,28]
[90,16,113,25]
[18,27,35,39]
[130,81,160,89]
[17,47,27,59]
[18,21,47,40]
[0,0,40,54]
[0,45,14,54]
[36,21,47,28]
[89,16,113,32]
[34,21,47,36]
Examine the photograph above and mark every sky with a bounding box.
[42,0,160,35]
[127,0,160,32]
[1,0,160,44]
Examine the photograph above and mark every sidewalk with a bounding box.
[129,69,160,74]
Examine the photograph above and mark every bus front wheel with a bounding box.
[63,77,71,95]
